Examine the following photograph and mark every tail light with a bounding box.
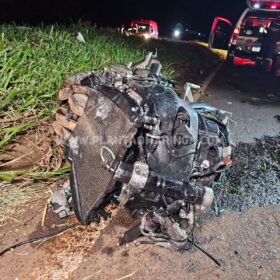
[231,27,240,45]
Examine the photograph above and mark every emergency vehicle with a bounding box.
[127,19,159,39]
[209,0,280,73]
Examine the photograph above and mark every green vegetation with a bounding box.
[0,23,218,120]
[0,23,219,182]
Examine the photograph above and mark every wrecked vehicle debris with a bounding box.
[51,180,73,218]
[52,53,233,250]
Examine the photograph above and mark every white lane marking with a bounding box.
[194,63,223,102]
[201,63,223,92]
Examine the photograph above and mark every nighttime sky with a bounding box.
[0,0,247,35]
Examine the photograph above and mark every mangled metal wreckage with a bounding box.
[53,53,232,250]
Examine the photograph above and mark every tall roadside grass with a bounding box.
[0,23,219,181]
[0,24,145,119]
[0,23,218,120]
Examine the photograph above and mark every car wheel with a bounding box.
[255,58,262,69]
[272,55,280,76]
[226,53,234,66]
[261,59,270,72]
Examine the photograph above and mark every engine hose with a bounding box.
[115,162,213,209]
[145,171,206,205]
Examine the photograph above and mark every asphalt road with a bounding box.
[198,64,280,143]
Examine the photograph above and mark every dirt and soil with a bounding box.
[0,202,279,280]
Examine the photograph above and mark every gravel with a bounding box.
[213,135,280,212]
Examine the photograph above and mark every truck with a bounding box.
[209,0,280,74]
[125,19,159,39]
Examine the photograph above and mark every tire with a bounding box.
[271,55,280,76]
[53,72,93,144]
[255,58,262,68]
[261,58,270,73]
[226,53,234,66]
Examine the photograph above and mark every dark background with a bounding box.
[0,0,247,36]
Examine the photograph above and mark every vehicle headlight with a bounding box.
[143,34,150,40]
[173,29,181,38]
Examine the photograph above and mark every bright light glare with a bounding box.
[143,34,150,40]
[271,4,277,9]
[233,27,240,35]
[254,3,260,8]
[174,30,181,38]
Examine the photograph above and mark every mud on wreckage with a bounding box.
[52,53,233,258]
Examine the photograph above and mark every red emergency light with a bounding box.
[248,0,280,11]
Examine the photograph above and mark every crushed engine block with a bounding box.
[53,53,233,250]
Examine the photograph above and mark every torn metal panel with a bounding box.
[65,90,137,224]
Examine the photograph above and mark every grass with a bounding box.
[0,182,50,224]
[0,166,71,182]
[0,23,219,182]
[197,41,228,60]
